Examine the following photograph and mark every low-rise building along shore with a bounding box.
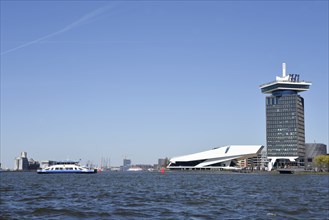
[167,145,264,171]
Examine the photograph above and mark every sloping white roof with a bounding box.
[170,145,263,163]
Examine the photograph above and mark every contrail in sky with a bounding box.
[1,5,113,56]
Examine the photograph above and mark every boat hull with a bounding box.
[37,169,97,174]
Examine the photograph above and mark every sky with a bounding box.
[1,1,328,169]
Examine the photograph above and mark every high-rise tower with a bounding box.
[260,63,311,171]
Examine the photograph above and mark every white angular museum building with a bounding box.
[167,145,264,170]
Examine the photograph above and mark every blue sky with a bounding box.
[1,1,328,168]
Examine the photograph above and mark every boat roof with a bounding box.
[55,161,79,165]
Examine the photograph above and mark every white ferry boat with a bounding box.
[127,167,143,172]
[37,161,97,174]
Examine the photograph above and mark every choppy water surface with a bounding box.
[1,172,328,219]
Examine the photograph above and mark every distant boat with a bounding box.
[37,161,97,174]
[127,167,143,172]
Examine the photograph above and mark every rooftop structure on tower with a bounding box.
[260,63,311,94]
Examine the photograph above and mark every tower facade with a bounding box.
[260,64,311,170]
[14,152,29,171]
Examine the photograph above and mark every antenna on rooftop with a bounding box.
[282,63,286,77]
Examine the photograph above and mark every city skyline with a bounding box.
[1,1,328,168]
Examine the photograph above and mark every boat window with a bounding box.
[78,168,82,170]
[59,168,63,170]
[55,168,59,170]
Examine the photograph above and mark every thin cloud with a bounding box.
[1,5,113,56]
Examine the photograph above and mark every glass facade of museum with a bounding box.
[266,92,305,160]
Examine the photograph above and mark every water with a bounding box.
[1,172,328,219]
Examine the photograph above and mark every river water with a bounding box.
[0,171,328,219]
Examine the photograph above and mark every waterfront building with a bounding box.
[123,158,131,171]
[28,158,40,170]
[237,159,248,168]
[260,63,311,171]
[238,156,263,170]
[305,143,327,169]
[167,145,264,170]
[14,152,29,171]
[158,158,168,168]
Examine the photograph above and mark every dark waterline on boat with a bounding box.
[1,172,328,219]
